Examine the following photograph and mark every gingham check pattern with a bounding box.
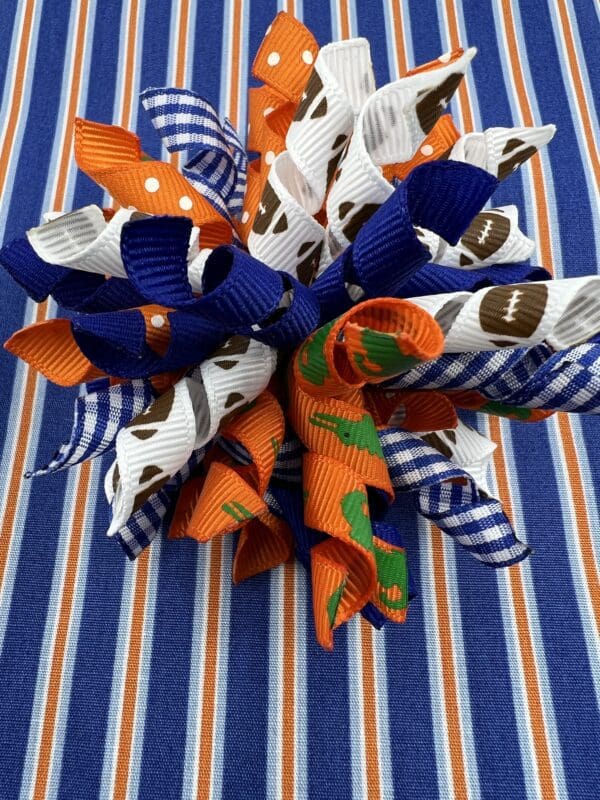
[29,378,155,477]
[141,87,247,219]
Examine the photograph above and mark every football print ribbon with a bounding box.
[1,11,599,653]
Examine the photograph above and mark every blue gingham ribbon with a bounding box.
[384,340,600,414]
[222,426,528,567]
[28,378,155,477]
[141,87,247,219]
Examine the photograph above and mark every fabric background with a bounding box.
[0,1,598,798]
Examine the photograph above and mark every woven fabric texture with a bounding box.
[0,1,598,798]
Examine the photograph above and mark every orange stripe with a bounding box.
[499,0,552,268]
[119,0,140,129]
[339,0,351,40]
[430,531,469,800]
[109,4,153,795]
[501,0,600,635]
[282,562,296,800]
[228,0,243,130]
[0,302,47,590]
[391,0,409,76]
[359,619,383,800]
[197,538,223,800]
[555,0,600,187]
[53,0,91,212]
[443,3,560,796]
[168,0,190,171]
[556,415,600,623]
[442,0,474,133]
[175,0,190,88]
[0,0,36,194]
[196,3,243,789]
[113,551,151,800]
[31,462,93,800]
[488,417,558,800]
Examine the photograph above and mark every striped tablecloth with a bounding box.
[0,1,598,798]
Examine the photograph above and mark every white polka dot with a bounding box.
[241,211,250,224]
[179,195,193,211]
[302,50,314,65]
[151,314,165,329]
[263,106,274,117]
[439,51,452,63]
[144,176,160,193]
[267,51,280,66]
[265,24,272,35]
[265,150,275,165]
[420,144,434,156]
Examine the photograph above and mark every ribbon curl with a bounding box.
[1,11,598,653]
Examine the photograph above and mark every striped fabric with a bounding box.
[0,2,598,799]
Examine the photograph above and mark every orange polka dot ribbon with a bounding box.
[2,12,600,652]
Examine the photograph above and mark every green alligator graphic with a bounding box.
[327,579,346,627]
[341,489,373,552]
[297,321,335,386]
[353,328,420,377]
[309,411,383,457]
[222,501,255,524]
[481,400,532,420]
[374,543,408,612]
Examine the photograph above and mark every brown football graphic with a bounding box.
[497,138,538,181]
[460,211,511,261]
[341,202,382,243]
[415,72,463,134]
[126,386,175,434]
[325,133,349,188]
[296,240,322,285]
[421,432,453,460]
[479,283,548,339]
[252,180,288,236]
[293,69,325,122]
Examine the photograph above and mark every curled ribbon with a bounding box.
[1,11,597,654]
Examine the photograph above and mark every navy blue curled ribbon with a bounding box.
[1,161,546,380]
[311,161,499,320]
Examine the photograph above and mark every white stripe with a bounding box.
[124,536,162,800]
[267,566,284,800]
[370,625,394,800]
[441,540,482,800]
[17,461,92,800]
[181,545,210,799]
[546,0,600,264]
[210,535,232,800]
[295,564,308,799]
[0,0,45,237]
[99,560,139,797]
[44,459,103,799]
[419,520,456,799]
[347,617,369,800]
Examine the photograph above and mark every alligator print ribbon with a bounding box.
[1,11,599,651]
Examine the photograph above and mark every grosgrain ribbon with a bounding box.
[288,297,444,648]
[2,11,598,653]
